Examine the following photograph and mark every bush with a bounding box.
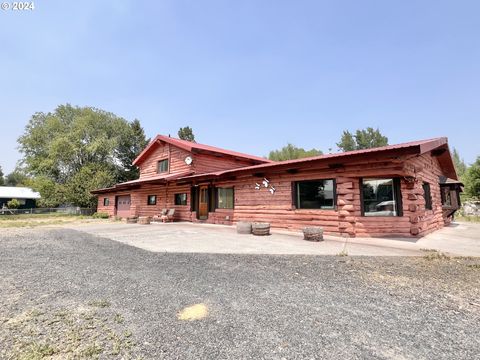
[92,212,109,219]
[7,199,21,209]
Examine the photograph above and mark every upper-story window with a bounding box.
[157,159,169,173]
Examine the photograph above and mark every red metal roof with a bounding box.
[176,137,455,181]
[93,136,456,194]
[132,135,272,166]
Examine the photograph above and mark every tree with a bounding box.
[178,126,195,142]
[65,164,115,208]
[18,104,149,207]
[0,166,4,186]
[26,176,66,208]
[463,156,480,199]
[337,127,388,152]
[115,119,150,182]
[336,131,356,152]
[7,199,20,209]
[268,143,322,161]
[452,148,467,178]
[5,169,29,187]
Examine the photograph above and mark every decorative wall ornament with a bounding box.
[254,178,276,195]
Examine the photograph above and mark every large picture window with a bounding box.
[157,159,169,173]
[174,193,187,206]
[361,178,402,216]
[295,179,335,209]
[217,188,234,209]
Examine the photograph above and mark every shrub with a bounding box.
[92,212,109,219]
[7,199,21,209]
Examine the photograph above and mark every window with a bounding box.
[103,198,110,206]
[174,193,187,206]
[423,182,432,210]
[157,159,169,173]
[217,188,234,209]
[147,195,157,205]
[295,179,335,209]
[361,178,402,216]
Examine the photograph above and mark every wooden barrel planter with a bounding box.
[138,216,151,225]
[126,216,138,224]
[252,222,270,236]
[303,226,324,241]
[236,221,252,234]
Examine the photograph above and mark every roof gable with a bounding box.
[132,135,272,166]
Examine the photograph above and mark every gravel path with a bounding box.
[0,228,479,359]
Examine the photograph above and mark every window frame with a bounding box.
[423,182,433,210]
[147,195,157,205]
[216,187,234,209]
[157,158,169,173]
[360,177,403,217]
[174,193,188,206]
[293,179,337,210]
[103,198,110,206]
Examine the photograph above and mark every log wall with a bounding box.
[96,151,452,238]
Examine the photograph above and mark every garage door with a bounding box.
[116,195,131,218]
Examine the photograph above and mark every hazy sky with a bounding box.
[1,0,479,174]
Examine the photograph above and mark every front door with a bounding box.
[198,186,208,220]
[116,195,131,218]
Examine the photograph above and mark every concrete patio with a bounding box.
[67,221,480,257]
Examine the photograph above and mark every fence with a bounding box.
[0,207,95,216]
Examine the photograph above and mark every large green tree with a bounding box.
[4,169,29,187]
[337,127,388,152]
[452,148,467,178]
[463,156,480,199]
[18,104,149,207]
[0,166,4,186]
[178,126,196,142]
[268,144,322,161]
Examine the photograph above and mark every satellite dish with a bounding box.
[184,156,193,165]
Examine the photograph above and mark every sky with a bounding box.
[1,0,479,174]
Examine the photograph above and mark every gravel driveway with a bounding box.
[1,228,479,359]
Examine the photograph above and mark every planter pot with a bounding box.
[303,226,324,241]
[252,222,270,236]
[236,221,252,234]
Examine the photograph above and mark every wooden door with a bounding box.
[198,186,208,220]
[116,195,131,218]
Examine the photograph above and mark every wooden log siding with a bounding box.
[96,150,453,237]
[138,143,192,179]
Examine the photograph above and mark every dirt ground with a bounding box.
[0,228,479,359]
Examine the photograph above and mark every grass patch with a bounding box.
[82,342,103,357]
[114,313,124,324]
[19,342,58,360]
[3,305,136,359]
[421,248,451,260]
[455,215,480,223]
[0,214,112,228]
[89,299,111,308]
[467,264,480,269]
